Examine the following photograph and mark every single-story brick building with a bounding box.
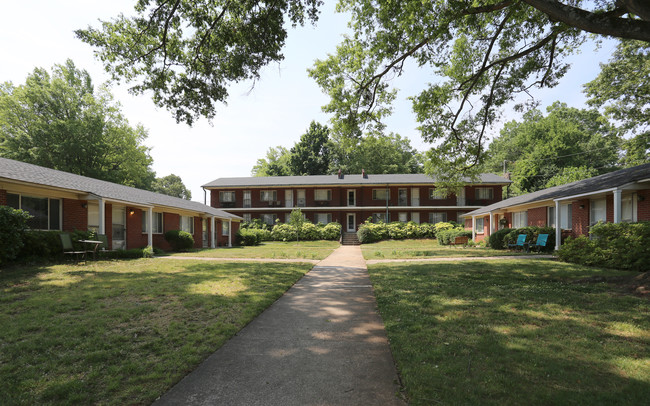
[463,163,650,249]
[0,157,241,250]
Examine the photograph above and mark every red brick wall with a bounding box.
[639,189,650,221]
[572,199,590,237]
[126,207,146,249]
[105,204,113,248]
[606,195,614,223]
[193,216,202,248]
[527,207,547,227]
[62,198,88,232]
[0,189,6,206]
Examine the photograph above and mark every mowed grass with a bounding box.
[368,259,650,405]
[0,259,313,405]
[169,240,340,260]
[362,239,534,259]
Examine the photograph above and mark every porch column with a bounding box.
[471,216,476,241]
[210,216,216,248]
[613,189,622,223]
[98,198,105,235]
[147,207,153,247]
[488,211,494,236]
[554,200,561,251]
[228,219,232,248]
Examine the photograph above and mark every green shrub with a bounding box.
[164,230,195,251]
[558,222,650,271]
[142,245,154,258]
[271,223,297,241]
[0,206,32,264]
[487,228,513,250]
[387,222,407,240]
[18,230,63,260]
[320,222,342,240]
[433,222,456,239]
[437,229,473,245]
[356,220,389,243]
[236,228,264,246]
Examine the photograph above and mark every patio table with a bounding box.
[79,240,102,260]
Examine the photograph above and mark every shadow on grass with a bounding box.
[368,260,650,405]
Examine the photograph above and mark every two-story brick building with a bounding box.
[202,172,511,232]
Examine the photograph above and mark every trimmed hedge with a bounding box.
[558,222,650,271]
[237,221,342,245]
[164,230,194,251]
[487,228,513,250]
[437,229,473,245]
[356,220,463,244]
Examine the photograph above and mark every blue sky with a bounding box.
[0,1,618,202]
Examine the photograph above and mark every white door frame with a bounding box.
[346,213,356,232]
[347,189,356,206]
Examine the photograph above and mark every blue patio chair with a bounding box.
[529,234,549,252]
[508,234,527,251]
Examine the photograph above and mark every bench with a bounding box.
[451,236,469,247]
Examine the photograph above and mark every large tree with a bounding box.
[584,39,649,166]
[330,132,422,174]
[289,121,332,175]
[484,102,622,195]
[0,60,155,189]
[251,146,292,176]
[77,1,649,182]
[151,174,192,199]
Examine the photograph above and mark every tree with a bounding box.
[288,208,305,243]
[484,102,621,195]
[289,121,332,175]
[0,60,155,189]
[584,39,649,166]
[330,132,422,174]
[251,146,292,176]
[151,174,192,199]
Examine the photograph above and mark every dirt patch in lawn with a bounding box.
[572,271,650,298]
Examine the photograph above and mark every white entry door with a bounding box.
[346,213,356,232]
[112,206,126,250]
[285,190,293,208]
[411,188,420,206]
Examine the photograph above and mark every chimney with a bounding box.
[338,169,343,179]
[504,172,511,180]
[362,169,367,179]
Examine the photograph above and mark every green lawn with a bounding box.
[168,240,340,260]
[361,239,537,259]
[368,260,650,405]
[0,259,313,405]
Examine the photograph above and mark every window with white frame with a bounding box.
[398,212,408,223]
[243,213,251,222]
[219,191,235,202]
[560,204,572,229]
[142,211,164,234]
[548,206,555,228]
[222,221,230,236]
[475,187,494,200]
[260,214,277,225]
[243,190,251,208]
[622,194,637,223]
[88,203,99,232]
[314,189,332,201]
[475,217,484,234]
[372,188,389,200]
[260,190,277,202]
[429,212,447,224]
[7,193,61,230]
[180,216,194,234]
[372,213,387,223]
[590,198,606,226]
[429,188,447,199]
[512,211,527,228]
[315,213,332,224]
[411,212,420,224]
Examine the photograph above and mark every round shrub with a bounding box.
[487,228,513,250]
[0,206,32,264]
[236,228,262,246]
[164,230,194,251]
[437,228,472,245]
[320,222,342,240]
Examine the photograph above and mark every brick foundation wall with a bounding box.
[62,198,88,232]
[527,207,548,227]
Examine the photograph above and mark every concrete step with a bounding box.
[341,232,360,245]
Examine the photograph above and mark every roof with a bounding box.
[202,173,511,188]
[465,163,650,217]
[0,157,240,220]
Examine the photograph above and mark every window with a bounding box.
[475,187,494,200]
[315,213,332,224]
[7,193,61,230]
[219,191,235,202]
[88,203,99,232]
[411,212,420,224]
[260,190,277,202]
[297,190,306,207]
[548,206,555,228]
[513,211,528,228]
[372,188,389,200]
[314,189,332,201]
[260,214,277,225]
[590,198,606,226]
[243,213,252,222]
[142,211,164,234]
[475,218,484,234]
[398,212,408,223]
[222,221,230,236]
[429,212,447,224]
[180,216,194,234]
[560,204,572,229]
[429,188,447,200]
[243,191,251,208]
[372,213,387,223]
[622,194,637,223]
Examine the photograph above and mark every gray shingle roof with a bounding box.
[0,157,239,220]
[202,173,511,188]
[465,163,650,217]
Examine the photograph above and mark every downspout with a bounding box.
[203,187,207,205]
[210,216,216,248]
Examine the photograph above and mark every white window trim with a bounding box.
[475,218,485,234]
[142,211,164,234]
[260,190,278,202]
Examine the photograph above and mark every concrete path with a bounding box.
[153,246,405,406]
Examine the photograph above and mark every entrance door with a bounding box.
[285,190,293,208]
[347,189,356,206]
[346,213,356,232]
[202,218,209,248]
[112,206,126,250]
[457,188,466,206]
[297,190,306,207]
[411,188,419,206]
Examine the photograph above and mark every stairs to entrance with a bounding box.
[341,232,360,245]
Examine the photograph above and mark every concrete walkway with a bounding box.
[154,246,405,406]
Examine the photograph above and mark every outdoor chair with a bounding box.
[97,234,109,251]
[529,234,549,252]
[508,234,527,251]
[59,233,87,262]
